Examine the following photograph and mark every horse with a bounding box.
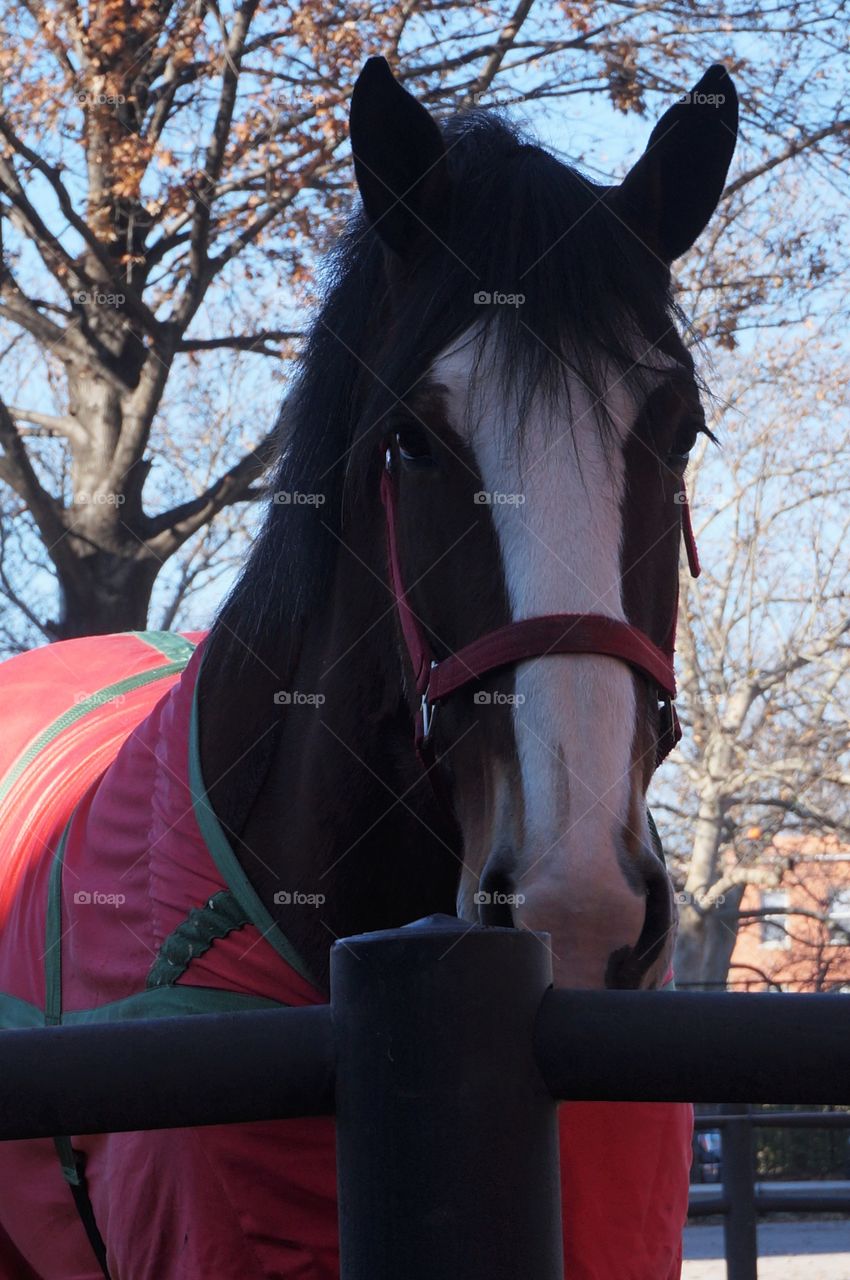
[0,56,737,1279]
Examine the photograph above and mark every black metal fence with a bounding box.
[690,1107,850,1280]
[2,916,850,1278]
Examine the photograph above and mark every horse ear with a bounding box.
[609,65,738,263]
[350,56,449,257]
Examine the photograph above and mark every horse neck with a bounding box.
[198,558,461,994]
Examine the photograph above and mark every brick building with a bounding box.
[729,834,850,992]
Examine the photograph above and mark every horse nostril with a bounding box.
[477,863,517,928]
[605,852,674,989]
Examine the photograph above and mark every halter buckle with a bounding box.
[420,692,437,743]
[417,661,439,745]
[656,693,681,764]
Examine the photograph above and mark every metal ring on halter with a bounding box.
[419,662,439,743]
[420,693,436,743]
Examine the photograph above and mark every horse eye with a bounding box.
[667,422,699,467]
[396,427,434,464]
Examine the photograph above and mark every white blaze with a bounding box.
[434,339,649,989]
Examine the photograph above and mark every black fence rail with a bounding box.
[690,1108,850,1280]
[2,917,850,1279]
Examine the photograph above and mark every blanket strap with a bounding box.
[45,824,112,1279]
[53,1138,111,1278]
[146,890,251,988]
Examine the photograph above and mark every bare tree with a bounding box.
[664,320,850,989]
[1,1,848,641]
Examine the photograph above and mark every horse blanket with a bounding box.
[0,631,693,1279]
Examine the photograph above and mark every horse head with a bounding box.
[202,57,737,994]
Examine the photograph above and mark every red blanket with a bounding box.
[0,632,692,1279]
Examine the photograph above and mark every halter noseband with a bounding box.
[380,445,700,771]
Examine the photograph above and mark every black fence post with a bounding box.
[332,915,563,1280]
[722,1103,758,1280]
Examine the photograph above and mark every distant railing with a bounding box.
[690,1108,850,1280]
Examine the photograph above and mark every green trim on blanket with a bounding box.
[0,986,290,1031]
[0,993,44,1028]
[147,890,251,989]
[0,652,195,807]
[54,1137,83,1186]
[11,814,287,1032]
[65,986,290,1022]
[188,660,319,991]
[130,631,197,664]
[44,824,69,1026]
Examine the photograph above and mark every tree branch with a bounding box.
[176,328,301,354]
[0,156,83,291]
[203,157,332,285]
[0,115,166,338]
[0,516,53,639]
[0,291,70,352]
[7,406,86,446]
[745,796,850,838]
[173,0,260,330]
[144,428,278,557]
[458,0,535,105]
[755,616,850,693]
[0,396,70,559]
[724,119,850,198]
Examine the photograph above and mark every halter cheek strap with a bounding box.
[380,449,699,772]
[680,489,700,578]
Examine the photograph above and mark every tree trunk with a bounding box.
[674,734,733,988]
[53,550,160,639]
[43,358,161,638]
[675,806,721,978]
[702,884,746,988]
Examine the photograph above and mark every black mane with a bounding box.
[210,111,693,674]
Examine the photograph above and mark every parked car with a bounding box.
[692,1129,723,1183]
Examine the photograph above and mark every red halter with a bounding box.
[380,447,700,770]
